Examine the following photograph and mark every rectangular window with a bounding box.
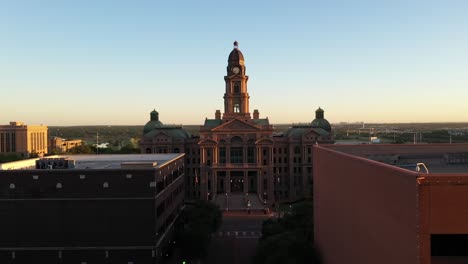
[6,133,10,152]
[11,133,16,152]
[432,234,468,256]
[247,147,255,163]
[0,133,4,152]
[219,147,226,164]
[230,147,243,163]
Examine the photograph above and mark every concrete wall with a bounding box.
[314,145,420,264]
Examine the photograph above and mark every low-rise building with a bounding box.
[0,153,185,264]
[49,137,83,153]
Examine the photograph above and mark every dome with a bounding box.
[311,118,331,132]
[311,107,331,132]
[143,120,164,134]
[228,41,245,65]
[143,127,191,140]
[143,109,164,134]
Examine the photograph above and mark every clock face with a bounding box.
[232,67,240,74]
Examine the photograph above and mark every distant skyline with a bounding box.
[1,1,467,125]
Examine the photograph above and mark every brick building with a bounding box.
[0,153,185,263]
[314,143,468,264]
[140,42,333,207]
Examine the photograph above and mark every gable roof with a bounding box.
[211,118,261,132]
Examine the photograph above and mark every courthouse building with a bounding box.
[0,121,48,157]
[140,42,333,206]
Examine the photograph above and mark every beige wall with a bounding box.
[0,123,48,157]
[50,137,82,152]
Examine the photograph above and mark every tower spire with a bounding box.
[224,42,250,119]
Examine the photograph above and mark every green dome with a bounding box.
[142,109,191,139]
[311,118,331,132]
[143,109,164,134]
[143,120,164,134]
[143,127,191,140]
[311,107,331,132]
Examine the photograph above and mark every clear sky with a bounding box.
[1,0,467,125]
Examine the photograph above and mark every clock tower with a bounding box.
[223,41,251,119]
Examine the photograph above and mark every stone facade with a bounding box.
[141,42,333,205]
[0,121,48,157]
[49,137,83,153]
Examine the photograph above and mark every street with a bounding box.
[205,213,269,264]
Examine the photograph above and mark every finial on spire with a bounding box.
[233,40,239,49]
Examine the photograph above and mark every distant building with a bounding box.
[49,136,83,153]
[0,153,185,263]
[0,121,48,157]
[141,42,333,206]
[314,143,468,264]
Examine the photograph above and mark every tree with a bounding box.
[116,143,140,154]
[69,144,95,154]
[175,200,222,260]
[255,200,321,264]
[0,153,23,163]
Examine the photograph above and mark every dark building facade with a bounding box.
[0,154,185,263]
[141,42,333,206]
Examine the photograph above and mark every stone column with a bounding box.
[243,145,247,163]
[213,170,217,196]
[243,170,248,193]
[226,171,231,193]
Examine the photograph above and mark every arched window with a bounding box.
[230,137,243,164]
[56,183,63,189]
[231,136,243,144]
[234,103,240,113]
[103,182,109,188]
[233,82,240,93]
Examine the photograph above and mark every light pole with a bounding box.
[225,192,228,211]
